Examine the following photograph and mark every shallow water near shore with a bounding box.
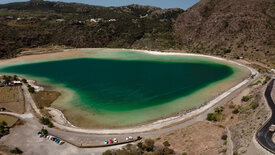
[0,49,250,128]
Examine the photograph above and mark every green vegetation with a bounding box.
[250,101,259,110]
[21,79,27,83]
[221,134,227,140]
[182,153,187,155]
[163,141,171,147]
[103,139,175,154]
[10,147,23,154]
[206,107,224,122]
[229,102,235,109]
[41,127,48,135]
[39,117,54,128]
[0,121,10,138]
[241,95,252,102]
[0,1,184,58]
[263,76,271,85]
[28,85,35,93]
[232,108,239,114]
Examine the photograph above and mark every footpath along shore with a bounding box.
[0,49,258,134]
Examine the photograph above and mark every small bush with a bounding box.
[10,147,23,154]
[232,109,239,114]
[241,96,252,102]
[207,113,217,121]
[163,141,170,147]
[39,117,54,128]
[28,86,35,93]
[221,134,227,140]
[22,79,27,83]
[229,102,235,109]
[103,150,112,155]
[250,102,259,110]
[182,152,187,155]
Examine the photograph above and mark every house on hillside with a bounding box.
[56,19,65,22]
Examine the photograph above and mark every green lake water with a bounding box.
[0,49,248,128]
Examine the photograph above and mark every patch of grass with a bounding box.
[32,91,61,108]
[0,87,20,102]
[0,115,18,127]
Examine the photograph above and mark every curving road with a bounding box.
[256,78,275,153]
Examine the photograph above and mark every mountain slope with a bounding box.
[174,0,275,67]
[0,0,183,58]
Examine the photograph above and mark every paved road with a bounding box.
[256,79,275,153]
[0,74,260,147]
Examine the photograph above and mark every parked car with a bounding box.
[104,140,109,145]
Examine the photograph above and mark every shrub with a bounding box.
[207,113,217,121]
[39,117,54,128]
[22,79,27,83]
[182,152,187,155]
[250,102,259,110]
[10,147,23,154]
[222,148,227,153]
[163,141,171,147]
[229,102,235,109]
[241,96,252,102]
[144,139,155,152]
[28,86,35,93]
[103,150,112,155]
[41,128,48,135]
[221,134,227,140]
[232,109,239,114]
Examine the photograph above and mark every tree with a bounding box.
[39,117,54,128]
[41,128,48,135]
[22,79,27,83]
[28,86,35,93]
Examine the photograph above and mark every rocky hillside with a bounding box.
[0,0,183,58]
[174,0,275,68]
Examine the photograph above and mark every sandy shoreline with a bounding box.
[0,48,258,134]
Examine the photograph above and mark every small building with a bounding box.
[11,81,23,86]
[269,124,275,132]
[108,19,116,22]
[5,16,14,20]
[56,19,65,22]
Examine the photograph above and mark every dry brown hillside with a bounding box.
[174,0,275,68]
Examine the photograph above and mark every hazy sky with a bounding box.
[0,0,200,9]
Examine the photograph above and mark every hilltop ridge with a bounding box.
[174,0,275,67]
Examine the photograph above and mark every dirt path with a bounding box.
[226,127,234,155]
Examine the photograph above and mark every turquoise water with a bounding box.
[0,58,233,111]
